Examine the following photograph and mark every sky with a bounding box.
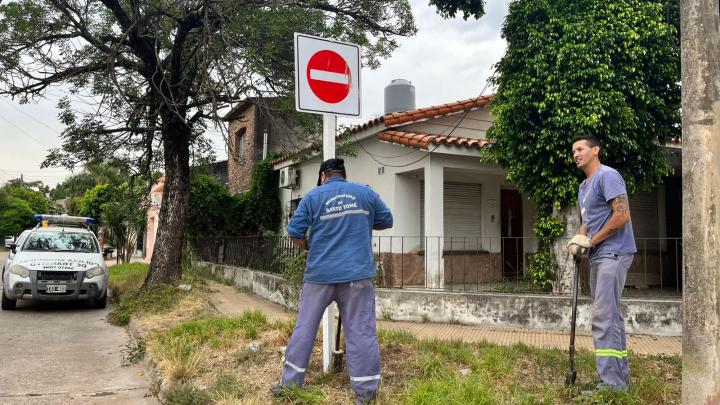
[0,0,509,188]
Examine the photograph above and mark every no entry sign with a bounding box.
[295,33,361,117]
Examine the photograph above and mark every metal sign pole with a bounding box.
[294,32,359,375]
[321,114,337,373]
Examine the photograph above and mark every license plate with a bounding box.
[46,285,67,293]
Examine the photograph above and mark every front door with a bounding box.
[501,189,523,279]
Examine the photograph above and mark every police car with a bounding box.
[1,215,109,310]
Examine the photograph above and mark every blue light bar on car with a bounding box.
[34,214,96,224]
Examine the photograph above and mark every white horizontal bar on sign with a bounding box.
[309,69,350,84]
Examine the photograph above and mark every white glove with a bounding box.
[567,234,592,258]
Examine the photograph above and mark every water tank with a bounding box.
[384,79,415,114]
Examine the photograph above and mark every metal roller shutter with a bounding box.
[419,181,482,251]
[629,190,659,239]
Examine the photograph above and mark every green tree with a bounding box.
[51,171,98,215]
[78,184,114,221]
[4,187,51,215]
[429,0,486,20]
[187,160,280,238]
[100,183,146,263]
[187,175,233,239]
[78,182,146,263]
[0,196,35,237]
[1,179,54,215]
[0,0,417,288]
[485,0,680,292]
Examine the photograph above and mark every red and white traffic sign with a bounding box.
[307,50,351,104]
[295,33,361,117]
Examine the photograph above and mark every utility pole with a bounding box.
[681,0,720,403]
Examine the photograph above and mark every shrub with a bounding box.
[527,250,557,292]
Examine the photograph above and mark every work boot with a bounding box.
[269,382,288,398]
[355,392,376,405]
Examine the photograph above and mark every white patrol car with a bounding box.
[1,215,109,310]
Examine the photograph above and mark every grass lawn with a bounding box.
[148,312,680,405]
[110,264,681,405]
[107,262,214,327]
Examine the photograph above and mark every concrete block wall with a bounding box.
[194,260,681,336]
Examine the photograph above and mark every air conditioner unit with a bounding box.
[279,166,297,188]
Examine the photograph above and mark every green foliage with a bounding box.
[527,250,558,291]
[107,263,201,325]
[210,372,250,400]
[529,216,564,291]
[0,196,35,236]
[0,178,56,235]
[187,159,281,238]
[51,163,130,215]
[532,216,566,246]
[163,383,212,405]
[429,0,486,20]
[404,374,497,404]
[161,311,269,347]
[78,184,113,221]
[50,172,97,201]
[486,0,680,213]
[78,179,146,262]
[276,385,328,405]
[186,175,232,237]
[276,248,307,287]
[4,186,52,214]
[0,0,418,286]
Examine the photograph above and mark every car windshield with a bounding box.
[23,231,99,253]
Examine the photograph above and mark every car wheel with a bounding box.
[1,289,16,310]
[92,292,107,309]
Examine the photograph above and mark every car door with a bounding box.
[4,230,30,274]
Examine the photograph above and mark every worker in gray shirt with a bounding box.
[568,135,636,391]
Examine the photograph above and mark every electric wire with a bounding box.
[347,72,496,168]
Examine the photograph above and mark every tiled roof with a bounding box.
[271,94,495,165]
[384,94,494,127]
[271,117,385,165]
[378,130,490,150]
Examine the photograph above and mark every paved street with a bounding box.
[0,251,156,405]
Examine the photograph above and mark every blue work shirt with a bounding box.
[578,164,637,257]
[287,177,393,284]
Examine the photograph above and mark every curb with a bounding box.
[127,318,165,404]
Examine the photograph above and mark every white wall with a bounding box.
[276,128,537,255]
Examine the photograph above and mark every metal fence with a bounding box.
[194,236,303,275]
[193,235,682,298]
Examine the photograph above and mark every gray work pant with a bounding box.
[589,253,634,389]
[281,278,381,396]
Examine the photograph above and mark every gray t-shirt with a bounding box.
[578,165,637,257]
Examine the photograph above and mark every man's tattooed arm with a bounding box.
[588,194,632,246]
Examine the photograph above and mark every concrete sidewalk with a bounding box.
[207,282,681,356]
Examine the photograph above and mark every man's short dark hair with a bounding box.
[317,158,346,186]
[572,135,601,149]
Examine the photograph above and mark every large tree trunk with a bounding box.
[144,119,191,288]
[681,0,720,402]
[551,205,581,295]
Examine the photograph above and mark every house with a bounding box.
[271,84,682,293]
[223,98,313,194]
[144,177,164,261]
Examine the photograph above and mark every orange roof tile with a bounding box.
[384,94,494,126]
[378,130,490,151]
[271,94,495,166]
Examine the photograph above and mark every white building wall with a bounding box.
[276,134,537,256]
